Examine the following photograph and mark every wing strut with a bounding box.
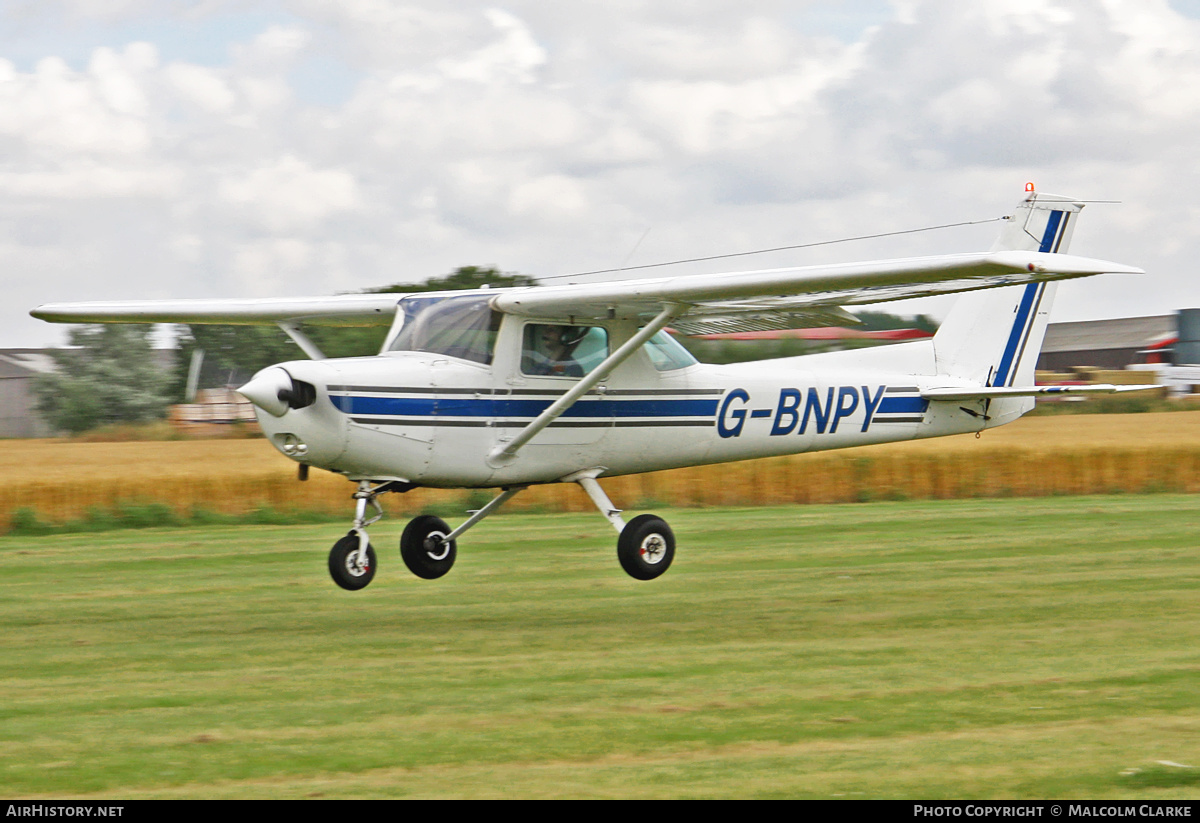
[487,303,684,465]
[278,321,326,360]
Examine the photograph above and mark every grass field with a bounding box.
[2,495,1198,799]
[3,411,1200,531]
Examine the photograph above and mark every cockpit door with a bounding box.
[491,320,614,448]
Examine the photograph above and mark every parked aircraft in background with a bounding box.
[32,188,1152,589]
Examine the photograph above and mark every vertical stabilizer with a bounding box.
[933,190,1084,391]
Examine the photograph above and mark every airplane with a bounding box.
[31,188,1155,590]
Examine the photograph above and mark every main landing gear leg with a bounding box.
[328,480,410,591]
[400,486,527,580]
[567,470,675,581]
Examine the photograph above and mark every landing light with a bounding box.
[277,434,308,457]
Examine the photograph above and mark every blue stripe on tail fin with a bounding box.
[933,191,1083,391]
[992,282,1043,387]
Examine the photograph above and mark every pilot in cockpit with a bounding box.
[522,324,587,377]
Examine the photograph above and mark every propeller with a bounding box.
[236,368,316,417]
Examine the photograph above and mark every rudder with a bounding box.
[933,190,1084,390]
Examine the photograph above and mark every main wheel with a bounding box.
[616,514,675,580]
[328,531,377,591]
[400,515,457,579]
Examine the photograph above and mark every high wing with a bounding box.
[490,250,1142,330]
[31,250,1141,332]
[30,294,402,326]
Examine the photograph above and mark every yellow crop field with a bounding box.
[3,410,1199,529]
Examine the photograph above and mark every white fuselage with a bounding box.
[252,319,1013,489]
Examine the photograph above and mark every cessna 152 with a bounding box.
[32,189,1152,590]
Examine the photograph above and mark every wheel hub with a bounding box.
[640,534,666,565]
[424,533,450,561]
[345,551,369,576]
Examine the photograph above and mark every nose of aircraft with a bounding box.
[237,361,349,467]
[236,367,293,417]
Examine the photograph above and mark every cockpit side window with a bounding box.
[387,295,502,365]
[521,324,609,378]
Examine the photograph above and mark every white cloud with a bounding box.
[508,173,590,221]
[231,238,314,295]
[438,9,546,85]
[165,62,235,113]
[0,163,180,199]
[218,155,363,233]
[980,0,1076,35]
[0,45,157,157]
[251,23,312,58]
[89,42,156,115]
[6,0,1200,349]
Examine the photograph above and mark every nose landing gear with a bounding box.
[326,479,408,591]
[326,480,526,589]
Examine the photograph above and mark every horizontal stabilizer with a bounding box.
[922,384,1159,401]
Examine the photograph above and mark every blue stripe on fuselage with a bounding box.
[877,396,929,414]
[329,395,720,419]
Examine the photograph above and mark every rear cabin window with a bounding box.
[387,295,502,365]
[521,324,609,378]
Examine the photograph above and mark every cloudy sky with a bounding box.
[3,0,1199,348]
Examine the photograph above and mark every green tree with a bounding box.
[852,310,938,334]
[36,325,172,434]
[372,265,537,294]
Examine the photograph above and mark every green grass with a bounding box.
[1,495,1198,799]
[6,502,347,536]
[1027,393,1183,416]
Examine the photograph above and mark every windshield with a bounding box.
[643,330,698,371]
[387,295,502,365]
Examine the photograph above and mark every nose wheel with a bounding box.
[328,531,377,590]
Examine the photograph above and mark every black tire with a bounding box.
[328,531,377,591]
[400,515,457,579]
[617,514,675,580]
